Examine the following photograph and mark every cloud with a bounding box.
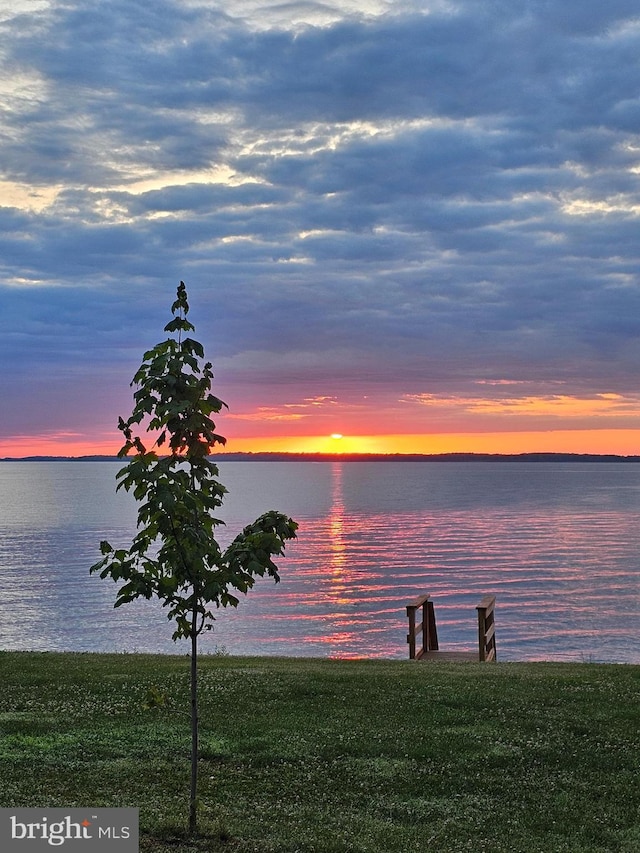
[1,0,640,447]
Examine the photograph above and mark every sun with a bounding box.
[330,433,344,440]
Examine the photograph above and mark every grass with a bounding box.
[1,652,640,852]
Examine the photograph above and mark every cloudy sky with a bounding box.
[2,0,640,456]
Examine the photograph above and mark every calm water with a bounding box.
[1,460,640,663]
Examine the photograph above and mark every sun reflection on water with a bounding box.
[329,462,347,578]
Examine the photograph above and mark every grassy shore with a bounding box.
[1,652,639,852]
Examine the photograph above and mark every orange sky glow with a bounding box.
[2,428,639,459]
[2,389,639,459]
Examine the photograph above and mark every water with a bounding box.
[1,460,639,663]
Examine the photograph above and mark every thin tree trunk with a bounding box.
[189,610,198,835]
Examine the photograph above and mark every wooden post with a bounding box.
[407,603,417,660]
[477,595,496,662]
[420,599,428,657]
[407,594,432,660]
[426,599,439,652]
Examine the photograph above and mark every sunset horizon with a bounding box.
[2,427,640,460]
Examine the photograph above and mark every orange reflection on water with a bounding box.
[278,462,398,655]
[329,462,347,574]
[310,463,414,655]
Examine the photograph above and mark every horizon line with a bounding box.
[3,451,640,463]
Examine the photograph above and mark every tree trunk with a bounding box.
[189,613,198,835]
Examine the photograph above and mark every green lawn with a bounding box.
[1,652,639,852]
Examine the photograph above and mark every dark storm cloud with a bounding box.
[1,0,640,443]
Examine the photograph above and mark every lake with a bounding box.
[1,460,639,663]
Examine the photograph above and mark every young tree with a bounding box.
[90,282,298,835]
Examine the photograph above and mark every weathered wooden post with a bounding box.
[407,594,439,659]
[407,600,418,660]
[425,599,438,653]
[476,595,497,662]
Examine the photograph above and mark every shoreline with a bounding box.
[1,649,638,667]
[3,451,640,463]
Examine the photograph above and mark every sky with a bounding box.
[2,0,640,457]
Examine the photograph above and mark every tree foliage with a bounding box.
[91,282,298,639]
[90,282,298,832]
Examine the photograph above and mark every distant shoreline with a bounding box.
[3,452,640,463]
